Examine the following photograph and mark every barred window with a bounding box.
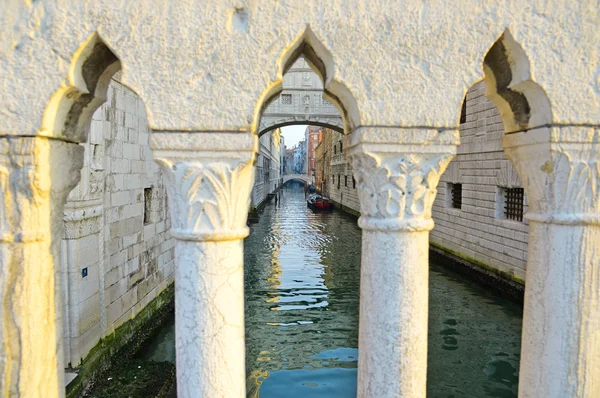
[281,94,292,105]
[504,188,524,222]
[447,183,462,209]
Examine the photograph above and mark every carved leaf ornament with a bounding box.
[353,153,450,220]
[555,150,599,214]
[162,159,253,236]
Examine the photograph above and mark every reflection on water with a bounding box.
[245,182,361,397]
[142,181,523,397]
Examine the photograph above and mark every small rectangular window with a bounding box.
[334,145,337,154]
[340,142,343,153]
[353,177,356,189]
[337,175,340,189]
[281,94,292,105]
[144,188,152,224]
[446,183,462,209]
[345,175,348,187]
[504,187,524,222]
[332,174,335,183]
[451,183,462,209]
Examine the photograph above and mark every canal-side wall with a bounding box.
[430,81,529,284]
[251,129,282,210]
[327,129,361,215]
[61,78,175,369]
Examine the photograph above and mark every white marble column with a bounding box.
[0,136,83,397]
[150,132,257,398]
[348,128,458,398]
[503,126,600,397]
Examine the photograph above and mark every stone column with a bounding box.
[503,126,600,397]
[347,128,458,398]
[0,136,83,397]
[150,132,257,398]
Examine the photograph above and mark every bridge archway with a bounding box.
[257,56,344,138]
[282,174,313,186]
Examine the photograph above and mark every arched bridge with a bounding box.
[259,58,343,136]
[283,174,313,185]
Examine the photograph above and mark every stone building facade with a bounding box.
[250,129,281,209]
[321,129,360,216]
[305,126,322,178]
[61,78,175,367]
[431,81,529,283]
[314,128,331,194]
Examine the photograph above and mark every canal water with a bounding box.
[142,181,523,397]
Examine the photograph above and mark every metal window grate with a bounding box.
[504,188,524,221]
[451,183,462,209]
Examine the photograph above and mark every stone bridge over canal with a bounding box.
[283,174,313,185]
[258,58,343,136]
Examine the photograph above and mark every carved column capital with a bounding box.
[347,127,459,232]
[503,126,600,225]
[150,131,257,241]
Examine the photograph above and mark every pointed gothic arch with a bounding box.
[41,32,122,143]
[482,29,552,133]
[253,26,360,137]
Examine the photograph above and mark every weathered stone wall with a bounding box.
[61,78,175,367]
[431,81,528,282]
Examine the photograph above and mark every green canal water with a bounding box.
[141,182,523,397]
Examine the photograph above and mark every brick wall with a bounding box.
[430,81,529,281]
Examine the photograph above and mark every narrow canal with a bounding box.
[142,181,523,397]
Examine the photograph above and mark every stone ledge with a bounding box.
[429,242,524,303]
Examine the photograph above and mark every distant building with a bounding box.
[284,148,294,175]
[250,129,281,209]
[305,126,322,179]
[280,136,285,179]
[293,141,306,174]
[315,128,332,195]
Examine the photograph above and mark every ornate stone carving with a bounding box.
[155,158,255,241]
[351,151,453,231]
[504,126,600,224]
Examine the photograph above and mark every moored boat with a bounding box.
[307,193,333,210]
